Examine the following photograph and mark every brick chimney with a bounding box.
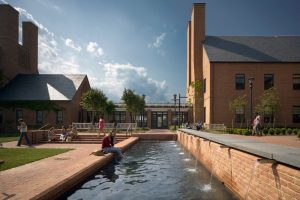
[187,3,206,123]
[0,4,19,84]
[22,21,38,74]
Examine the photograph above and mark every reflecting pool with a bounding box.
[63,141,238,200]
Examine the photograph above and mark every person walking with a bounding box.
[253,113,262,136]
[98,115,105,137]
[17,119,31,146]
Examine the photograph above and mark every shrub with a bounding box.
[298,130,300,138]
[275,128,281,135]
[268,128,275,135]
[263,128,269,135]
[292,129,298,135]
[286,128,293,135]
[238,129,243,135]
[243,129,251,136]
[281,128,286,135]
[226,128,234,134]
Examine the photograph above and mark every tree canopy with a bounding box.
[121,88,145,122]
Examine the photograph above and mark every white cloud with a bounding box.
[96,62,169,102]
[65,38,82,52]
[35,0,62,13]
[148,32,167,56]
[86,42,104,57]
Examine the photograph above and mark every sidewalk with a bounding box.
[0,138,138,200]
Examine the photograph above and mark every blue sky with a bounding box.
[3,0,300,102]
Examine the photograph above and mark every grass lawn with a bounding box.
[0,148,72,171]
[0,133,19,143]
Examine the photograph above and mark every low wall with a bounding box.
[132,133,177,140]
[177,130,300,200]
[32,137,139,200]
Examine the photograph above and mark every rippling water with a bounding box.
[63,141,238,200]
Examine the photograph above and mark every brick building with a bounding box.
[187,3,300,128]
[0,4,91,132]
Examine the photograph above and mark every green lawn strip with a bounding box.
[0,133,20,143]
[0,136,19,143]
[0,148,73,171]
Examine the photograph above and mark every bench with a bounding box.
[205,123,226,132]
[72,123,94,130]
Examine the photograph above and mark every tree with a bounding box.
[121,89,145,122]
[105,100,116,122]
[80,88,107,123]
[255,87,280,127]
[229,95,247,128]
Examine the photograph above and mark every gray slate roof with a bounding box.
[204,36,300,62]
[0,74,87,101]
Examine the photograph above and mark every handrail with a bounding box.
[39,123,51,130]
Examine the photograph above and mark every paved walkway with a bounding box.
[0,130,299,199]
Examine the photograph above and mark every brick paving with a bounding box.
[0,130,299,199]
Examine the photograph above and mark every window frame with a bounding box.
[235,74,245,90]
[16,109,23,123]
[293,74,300,90]
[56,110,63,124]
[264,74,274,90]
[292,106,300,123]
[235,106,245,123]
[36,110,44,124]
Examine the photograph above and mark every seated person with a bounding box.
[101,131,123,161]
[70,126,78,139]
[47,127,55,141]
[60,126,69,141]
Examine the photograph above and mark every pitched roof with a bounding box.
[204,36,300,62]
[0,74,87,101]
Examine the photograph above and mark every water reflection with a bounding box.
[65,141,238,200]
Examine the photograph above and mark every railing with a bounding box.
[72,122,138,132]
[205,123,226,131]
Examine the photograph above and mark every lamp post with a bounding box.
[173,94,177,129]
[248,77,255,126]
[178,93,188,126]
[142,94,146,128]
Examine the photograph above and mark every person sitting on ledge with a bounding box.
[47,127,55,141]
[101,131,123,161]
[60,126,69,142]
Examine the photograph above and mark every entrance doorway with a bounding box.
[151,112,168,129]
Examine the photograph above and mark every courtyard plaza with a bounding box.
[0,130,299,199]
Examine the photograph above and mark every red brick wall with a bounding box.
[177,131,300,199]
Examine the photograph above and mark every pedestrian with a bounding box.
[98,115,105,137]
[253,113,262,136]
[47,127,55,141]
[60,126,69,141]
[17,119,31,146]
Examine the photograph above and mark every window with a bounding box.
[264,74,274,90]
[114,111,126,123]
[0,110,3,125]
[56,110,63,124]
[235,74,245,90]
[292,106,300,123]
[293,74,300,90]
[16,109,23,123]
[203,78,206,93]
[36,111,43,124]
[235,106,245,123]
[263,108,274,123]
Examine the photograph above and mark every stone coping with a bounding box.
[179,129,300,169]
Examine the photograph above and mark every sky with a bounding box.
[2,0,300,103]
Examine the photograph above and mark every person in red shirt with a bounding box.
[102,131,123,160]
[98,115,105,137]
